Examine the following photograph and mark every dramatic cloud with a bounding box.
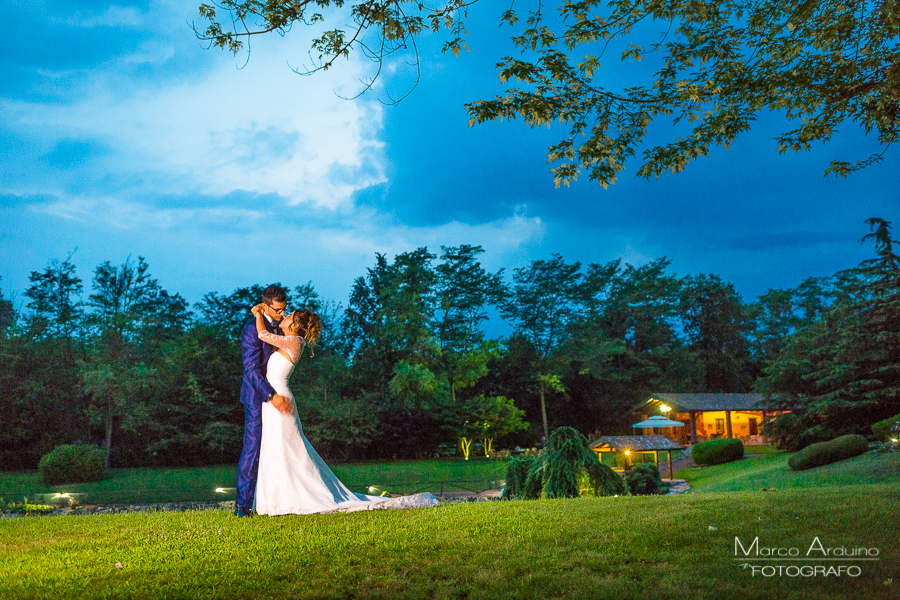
[2,0,388,212]
[3,53,386,209]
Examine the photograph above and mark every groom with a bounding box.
[235,284,293,517]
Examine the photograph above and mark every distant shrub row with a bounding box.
[691,438,744,466]
[39,444,108,485]
[788,434,870,471]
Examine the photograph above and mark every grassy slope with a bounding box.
[0,460,507,505]
[1,486,898,600]
[742,445,783,455]
[679,451,900,493]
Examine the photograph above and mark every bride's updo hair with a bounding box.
[293,309,322,350]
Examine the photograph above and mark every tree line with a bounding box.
[1,220,897,469]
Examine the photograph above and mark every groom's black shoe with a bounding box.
[234,505,252,518]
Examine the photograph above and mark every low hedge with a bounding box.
[691,438,745,466]
[38,444,108,485]
[788,434,870,471]
[872,413,900,442]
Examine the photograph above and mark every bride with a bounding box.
[249,303,438,515]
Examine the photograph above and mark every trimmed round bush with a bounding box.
[39,444,108,485]
[872,413,900,442]
[692,438,745,466]
[788,434,870,471]
[625,462,663,495]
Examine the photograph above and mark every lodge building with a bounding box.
[632,393,788,445]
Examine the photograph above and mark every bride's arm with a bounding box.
[257,329,303,361]
[251,305,303,359]
[251,303,267,334]
[257,329,300,351]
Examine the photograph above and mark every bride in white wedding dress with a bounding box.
[250,305,438,516]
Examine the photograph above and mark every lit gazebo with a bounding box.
[632,415,685,439]
[590,435,685,480]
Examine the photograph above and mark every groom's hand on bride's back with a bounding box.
[271,394,293,415]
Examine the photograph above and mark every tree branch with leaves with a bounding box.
[198,0,898,185]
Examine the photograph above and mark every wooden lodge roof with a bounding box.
[590,435,684,452]
[639,393,776,412]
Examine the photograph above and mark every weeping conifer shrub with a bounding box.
[584,460,627,497]
[503,456,534,499]
[504,426,624,499]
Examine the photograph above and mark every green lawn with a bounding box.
[0,459,507,506]
[1,485,897,599]
[742,444,783,455]
[678,450,900,493]
[3,452,898,598]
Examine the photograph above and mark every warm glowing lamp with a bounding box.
[51,492,75,508]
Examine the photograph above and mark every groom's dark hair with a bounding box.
[261,285,287,304]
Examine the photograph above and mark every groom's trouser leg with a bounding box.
[236,401,263,510]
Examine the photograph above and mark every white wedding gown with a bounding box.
[254,347,438,516]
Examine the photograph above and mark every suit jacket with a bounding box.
[239,316,277,407]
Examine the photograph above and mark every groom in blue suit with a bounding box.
[235,285,293,517]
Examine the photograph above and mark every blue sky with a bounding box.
[1,0,897,316]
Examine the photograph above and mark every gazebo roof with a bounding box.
[590,435,684,452]
[637,393,776,412]
[633,415,684,428]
